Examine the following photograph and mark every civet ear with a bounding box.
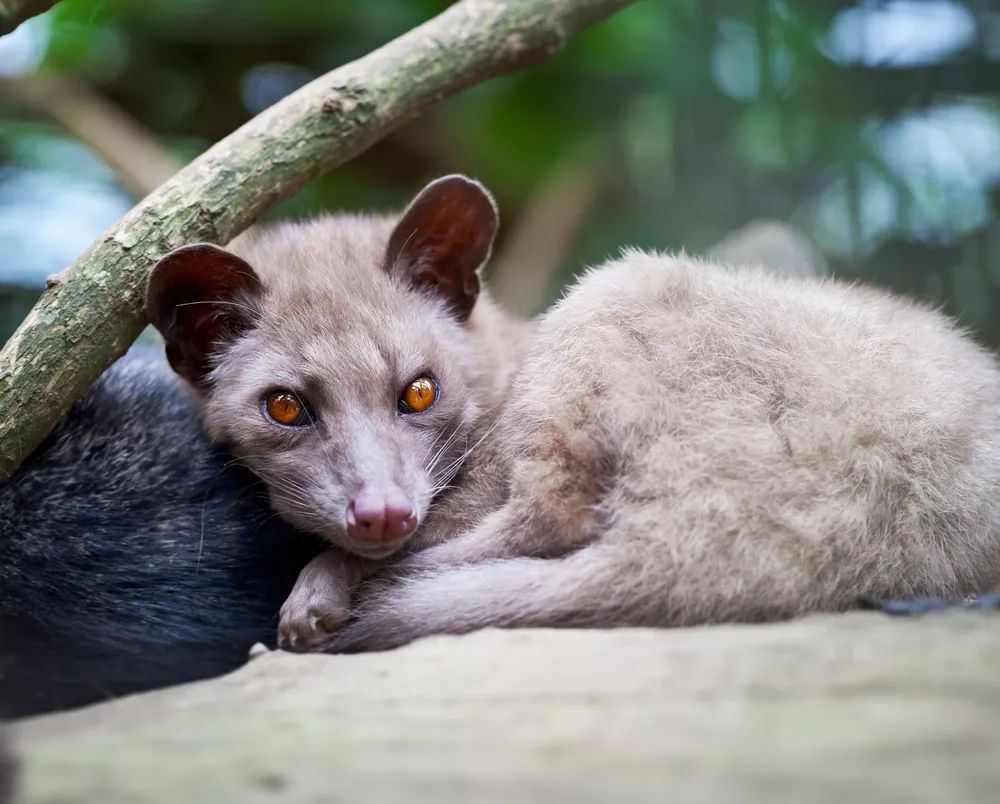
[384,175,499,322]
[145,243,261,388]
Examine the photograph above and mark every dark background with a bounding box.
[1,0,999,342]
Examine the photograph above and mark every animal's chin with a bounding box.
[334,534,411,560]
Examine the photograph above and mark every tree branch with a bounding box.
[0,0,638,480]
[0,0,56,36]
[491,141,606,315]
[1,74,180,198]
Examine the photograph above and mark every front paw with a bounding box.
[278,595,348,652]
[277,550,354,652]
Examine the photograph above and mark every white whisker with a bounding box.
[175,300,258,315]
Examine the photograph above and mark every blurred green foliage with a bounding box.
[1,0,999,343]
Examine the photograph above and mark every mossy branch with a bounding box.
[0,0,638,480]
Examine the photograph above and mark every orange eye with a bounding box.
[264,390,308,426]
[400,375,437,414]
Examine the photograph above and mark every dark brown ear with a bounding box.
[145,243,261,389]
[384,175,499,322]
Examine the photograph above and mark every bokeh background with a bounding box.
[1,0,999,344]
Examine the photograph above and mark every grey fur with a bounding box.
[147,177,528,647]
[148,177,1000,653]
[328,249,1000,650]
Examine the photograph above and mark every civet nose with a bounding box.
[345,482,417,543]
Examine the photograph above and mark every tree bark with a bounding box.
[0,0,638,481]
[0,0,56,35]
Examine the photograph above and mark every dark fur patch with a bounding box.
[0,733,14,804]
[0,349,321,718]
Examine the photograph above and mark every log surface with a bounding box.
[9,614,1000,803]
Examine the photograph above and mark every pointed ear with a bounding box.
[145,243,261,389]
[384,175,499,322]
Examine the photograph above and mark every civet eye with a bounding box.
[264,390,311,427]
[399,375,438,414]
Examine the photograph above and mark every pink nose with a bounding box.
[345,482,417,543]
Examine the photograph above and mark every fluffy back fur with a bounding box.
[0,349,320,717]
[326,250,1000,650]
